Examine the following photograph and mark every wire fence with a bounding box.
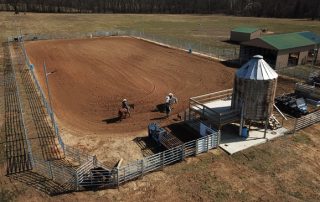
[9,29,239,62]
[276,64,320,82]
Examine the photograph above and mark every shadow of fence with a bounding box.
[9,170,74,196]
[133,136,162,157]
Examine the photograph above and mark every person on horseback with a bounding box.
[122,99,130,115]
[165,93,178,117]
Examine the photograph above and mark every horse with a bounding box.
[165,97,178,117]
[118,104,135,121]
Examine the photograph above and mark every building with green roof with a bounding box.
[230,27,261,43]
[239,31,320,69]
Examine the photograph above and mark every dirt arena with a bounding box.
[25,36,235,136]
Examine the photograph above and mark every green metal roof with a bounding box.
[232,27,260,34]
[260,32,316,50]
[298,31,320,44]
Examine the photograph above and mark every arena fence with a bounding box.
[5,39,34,173]
[19,38,65,153]
[9,29,239,62]
[8,32,221,192]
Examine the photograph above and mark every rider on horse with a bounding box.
[165,93,178,117]
[122,99,130,115]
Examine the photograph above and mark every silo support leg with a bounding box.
[264,118,269,139]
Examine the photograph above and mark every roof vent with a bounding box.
[253,55,263,59]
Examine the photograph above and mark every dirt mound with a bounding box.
[25,37,235,135]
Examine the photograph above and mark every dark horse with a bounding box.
[118,104,135,121]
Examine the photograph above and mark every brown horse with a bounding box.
[118,104,134,121]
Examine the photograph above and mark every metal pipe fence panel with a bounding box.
[6,39,35,170]
[11,31,226,189]
[19,29,239,62]
[18,39,66,154]
[295,110,320,131]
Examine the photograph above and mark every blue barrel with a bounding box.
[241,127,248,138]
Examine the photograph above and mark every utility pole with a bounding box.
[43,61,55,128]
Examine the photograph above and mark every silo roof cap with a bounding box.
[236,55,278,80]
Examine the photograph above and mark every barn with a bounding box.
[239,31,320,69]
[230,27,261,43]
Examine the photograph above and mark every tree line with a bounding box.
[0,0,319,19]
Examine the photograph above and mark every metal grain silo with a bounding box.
[231,55,278,121]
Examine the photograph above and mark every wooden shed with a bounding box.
[230,27,261,43]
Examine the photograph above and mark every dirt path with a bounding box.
[25,37,235,136]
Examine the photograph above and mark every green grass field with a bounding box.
[1,12,320,49]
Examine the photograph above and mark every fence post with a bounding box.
[77,150,81,165]
[161,152,164,170]
[293,118,298,134]
[116,168,120,188]
[93,155,97,167]
[48,161,54,179]
[195,139,198,156]
[181,144,185,161]
[75,171,79,191]
[206,135,209,152]
[141,159,144,177]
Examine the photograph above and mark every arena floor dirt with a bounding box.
[25,36,236,136]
